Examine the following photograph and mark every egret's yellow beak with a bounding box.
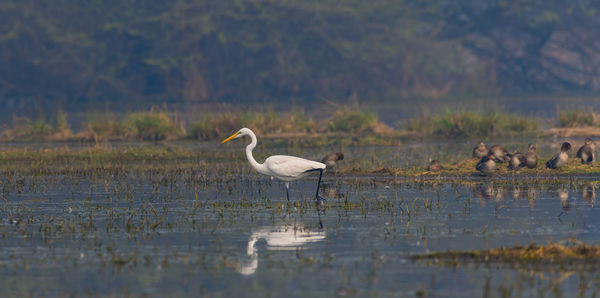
[222,131,241,143]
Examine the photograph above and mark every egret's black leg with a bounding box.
[315,169,324,204]
[317,209,324,229]
[285,182,290,202]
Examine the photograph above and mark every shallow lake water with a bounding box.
[1,140,600,297]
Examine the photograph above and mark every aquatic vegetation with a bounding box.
[188,113,243,140]
[189,110,315,140]
[7,107,600,142]
[83,114,130,141]
[405,110,539,137]
[1,113,72,140]
[2,108,395,142]
[557,109,599,128]
[412,240,600,264]
[326,108,392,135]
[124,111,183,141]
[0,141,599,297]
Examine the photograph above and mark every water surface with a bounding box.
[0,141,599,296]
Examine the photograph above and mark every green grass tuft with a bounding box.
[188,113,243,140]
[125,112,182,141]
[406,110,538,138]
[557,109,598,128]
[189,109,317,140]
[1,113,72,140]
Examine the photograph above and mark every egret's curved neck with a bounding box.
[245,131,267,175]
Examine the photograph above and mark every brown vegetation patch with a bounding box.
[411,241,600,265]
[543,127,600,138]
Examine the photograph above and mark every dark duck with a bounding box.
[321,152,344,170]
[476,154,497,174]
[546,142,572,169]
[427,160,443,171]
[576,138,595,164]
[525,144,538,169]
[507,152,526,170]
[489,145,510,163]
[472,141,488,159]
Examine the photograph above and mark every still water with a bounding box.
[0,141,599,296]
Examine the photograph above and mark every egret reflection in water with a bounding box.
[237,225,326,275]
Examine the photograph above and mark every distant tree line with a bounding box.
[1,0,599,107]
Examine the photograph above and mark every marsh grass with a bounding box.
[2,107,598,142]
[2,105,397,142]
[327,108,391,135]
[0,146,596,179]
[412,240,600,264]
[125,111,183,141]
[188,113,242,140]
[83,110,184,141]
[557,109,600,128]
[1,112,72,141]
[188,110,316,140]
[188,107,396,141]
[405,110,538,137]
[84,114,129,141]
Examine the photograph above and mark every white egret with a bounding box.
[222,128,327,202]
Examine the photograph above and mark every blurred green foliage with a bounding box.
[125,112,183,141]
[327,109,380,134]
[2,113,72,140]
[406,110,539,137]
[1,0,599,105]
[557,109,599,128]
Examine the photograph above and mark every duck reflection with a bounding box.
[526,188,539,208]
[238,225,326,275]
[473,183,506,202]
[527,188,539,200]
[322,183,344,199]
[511,186,524,200]
[582,184,596,206]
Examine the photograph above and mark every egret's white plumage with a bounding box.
[263,155,325,181]
[222,128,326,201]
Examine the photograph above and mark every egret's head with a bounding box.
[222,128,251,143]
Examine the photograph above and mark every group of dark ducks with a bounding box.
[320,139,596,175]
[471,138,596,174]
